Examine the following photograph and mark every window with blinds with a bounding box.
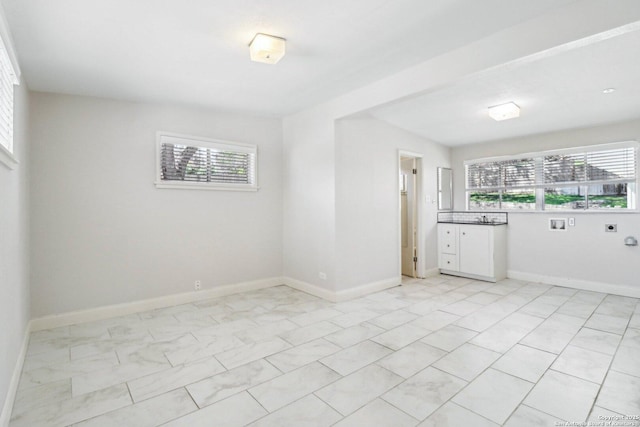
[0,38,18,158]
[155,132,258,191]
[466,142,638,211]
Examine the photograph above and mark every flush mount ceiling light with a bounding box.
[602,88,616,94]
[249,33,286,64]
[488,102,520,121]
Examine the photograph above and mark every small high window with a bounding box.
[155,132,258,191]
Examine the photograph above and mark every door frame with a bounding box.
[398,150,425,279]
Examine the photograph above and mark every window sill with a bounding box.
[0,144,18,170]
[154,181,259,192]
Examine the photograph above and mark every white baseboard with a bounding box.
[422,267,441,278]
[335,277,401,301]
[283,276,402,302]
[0,321,31,427]
[30,277,284,331]
[508,270,640,298]
[283,277,337,302]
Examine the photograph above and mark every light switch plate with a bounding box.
[568,218,575,227]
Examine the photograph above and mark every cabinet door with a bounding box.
[459,227,492,277]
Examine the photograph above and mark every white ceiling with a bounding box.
[3,0,640,146]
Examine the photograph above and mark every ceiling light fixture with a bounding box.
[249,33,286,64]
[602,88,616,94]
[488,102,520,121]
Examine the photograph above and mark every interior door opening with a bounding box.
[400,156,417,278]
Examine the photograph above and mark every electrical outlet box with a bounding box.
[605,224,617,232]
[194,280,202,290]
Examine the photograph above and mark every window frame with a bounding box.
[0,10,20,170]
[465,141,639,212]
[155,131,259,192]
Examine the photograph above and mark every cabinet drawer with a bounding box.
[439,224,457,253]
[440,253,458,270]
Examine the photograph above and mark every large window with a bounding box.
[466,142,638,211]
[155,132,258,191]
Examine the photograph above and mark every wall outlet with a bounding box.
[318,272,327,280]
[568,218,575,227]
[605,224,617,232]
[194,280,202,290]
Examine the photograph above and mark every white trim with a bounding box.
[0,321,30,427]
[283,277,337,302]
[154,182,259,192]
[30,277,283,331]
[508,270,640,299]
[283,276,402,302]
[335,277,401,301]
[398,151,425,279]
[0,142,17,170]
[0,2,20,82]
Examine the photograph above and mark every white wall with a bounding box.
[451,119,640,292]
[335,118,449,291]
[0,83,30,418]
[29,93,283,317]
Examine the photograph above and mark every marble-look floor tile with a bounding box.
[316,364,403,415]
[465,292,502,306]
[503,404,563,427]
[452,369,533,425]
[21,348,70,372]
[323,323,385,348]
[266,338,340,373]
[11,379,71,419]
[71,356,170,396]
[551,345,612,383]
[419,401,498,427]
[333,398,418,427]
[491,344,556,383]
[215,336,292,370]
[319,340,392,375]
[72,388,196,427]
[70,333,154,360]
[596,370,640,414]
[432,343,501,381]
[191,318,258,343]
[584,313,629,335]
[127,356,226,402]
[278,321,342,346]
[518,301,559,319]
[164,333,245,366]
[440,300,484,317]
[288,308,343,327]
[19,352,119,390]
[524,369,599,421]
[519,313,584,354]
[420,325,477,352]
[162,391,267,427]
[330,309,381,328]
[382,366,466,420]
[376,341,446,379]
[610,345,640,377]
[234,319,299,343]
[470,312,543,353]
[370,323,431,350]
[368,310,419,330]
[186,359,281,408]
[10,383,132,427]
[570,327,621,356]
[410,311,461,331]
[248,362,341,412]
[620,327,640,349]
[248,394,342,427]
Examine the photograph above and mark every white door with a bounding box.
[401,157,417,277]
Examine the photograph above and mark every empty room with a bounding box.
[1,1,640,426]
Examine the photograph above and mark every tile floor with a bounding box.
[9,275,640,427]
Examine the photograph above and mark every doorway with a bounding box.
[400,155,419,278]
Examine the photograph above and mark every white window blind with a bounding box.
[466,142,638,211]
[0,40,17,155]
[155,132,258,191]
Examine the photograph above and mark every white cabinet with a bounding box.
[438,223,507,282]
